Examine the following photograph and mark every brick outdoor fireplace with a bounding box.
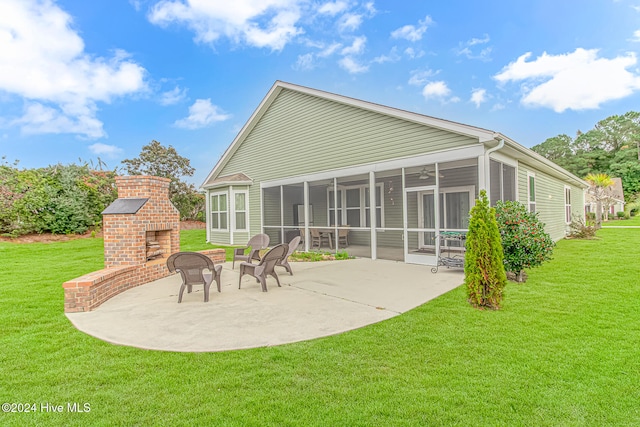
[63,175,224,313]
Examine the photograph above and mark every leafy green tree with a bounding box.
[608,145,640,199]
[585,173,614,228]
[532,111,640,203]
[531,134,574,171]
[121,140,203,220]
[494,201,555,282]
[464,190,507,310]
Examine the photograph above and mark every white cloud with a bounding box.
[89,142,123,158]
[318,42,342,57]
[391,15,432,42]
[12,102,104,138]
[174,99,231,129]
[470,88,487,108]
[404,47,424,59]
[631,29,640,42]
[408,69,438,86]
[0,0,147,138]
[339,57,369,74]
[318,1,348,16]
[422,81,450,99]
[341,36,366,55]
[455,34,492,61]
[338,13,363,32]
[373,47,400,64]
[494,48,640,112]
[294,53,315,70]
[148,0,303,51]
[160,86,187,105]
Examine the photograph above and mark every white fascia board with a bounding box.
[260,145,485,188]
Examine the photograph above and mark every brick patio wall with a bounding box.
[63,249,226,313]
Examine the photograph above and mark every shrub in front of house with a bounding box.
[464,190,507,310]
[567,215,598,239]
[494,200,555,283]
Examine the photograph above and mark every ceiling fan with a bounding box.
[419,166,444,179]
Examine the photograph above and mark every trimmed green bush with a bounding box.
[495,200,555,282]
[464,190,507,310]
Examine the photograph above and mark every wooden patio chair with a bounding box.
[238,243,288,292]
[166,252,222,303]
[277,235,301,275]
[309,228,322,249]
[232,233,270,269]
[338,226,350,247]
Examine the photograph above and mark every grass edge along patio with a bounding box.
[201,81,588,265]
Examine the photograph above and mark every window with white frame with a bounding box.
[528,173,536,213]
[365,185,383,228]
[328,184,384,227]
[489,159,517,206]
[232,190,248,231]
[564,186,572,223]
[210,192,228,231]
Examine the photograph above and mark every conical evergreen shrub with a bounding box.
[464,190,507,309]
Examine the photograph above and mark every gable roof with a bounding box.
[205,172,253,189]
[201,81,588,189]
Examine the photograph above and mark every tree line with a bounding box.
[0,141,204,237]
[531,111,640,201]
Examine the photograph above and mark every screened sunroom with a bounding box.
[259,152,516,266]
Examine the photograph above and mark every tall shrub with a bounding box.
[494,200,555,282]
[464,190,507,310]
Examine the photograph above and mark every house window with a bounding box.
[232,190,248,231]
[210,192,228,231]
[365,185,383,228]
[564,186,571,224]
[490,159,517,205]
[328,189,343,226]
[528,173,536,213]
[328,184,384,227]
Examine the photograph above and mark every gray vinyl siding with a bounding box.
[517,163,583,241]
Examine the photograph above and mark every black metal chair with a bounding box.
[238,244,288,292]
[166,252,222,303]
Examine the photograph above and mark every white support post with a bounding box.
[280,185,284,244]
[369,171,377,260]
[303,181,310,252]
[401,168,408,260]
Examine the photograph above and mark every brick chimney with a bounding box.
[102,176,180,268]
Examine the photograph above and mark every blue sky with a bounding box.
[1,0,640,185]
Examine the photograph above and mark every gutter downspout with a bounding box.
[484,138,505,194]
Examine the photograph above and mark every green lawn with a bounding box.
[0,229,639,426]
[602,214,640,227]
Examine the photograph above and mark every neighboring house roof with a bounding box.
[585,177,625,203]
[205,173,253,189]
[201,81,588,190]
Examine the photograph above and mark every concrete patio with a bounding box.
[66,258,463,352]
